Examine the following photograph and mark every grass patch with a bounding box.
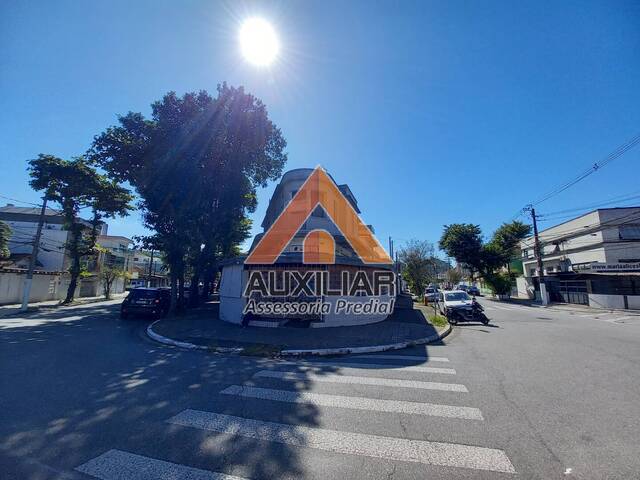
[428,314,449,328]
[239,343,283,357]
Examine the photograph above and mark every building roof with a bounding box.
[261,168,362,229]
[0,205,64,216]
[535,206,640,235]
[0,204,97,227]
[521,206,640,248]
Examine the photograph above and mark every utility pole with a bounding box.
[20,198,48,312]
[147,249,154,287]
[527,205,548,306]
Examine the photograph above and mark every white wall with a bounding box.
[6,220,69,271]
[219,264,245,324]
[588,293,626,310]
[0,272,69,305]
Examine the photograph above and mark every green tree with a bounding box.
[445,267,463,286]
[398,240,436,296]
[438,224,483,280]
[99,265,128,300]
[28,154,133,303]
[0,221,11,260]
[90,84,287,310]
[439,221,531,296]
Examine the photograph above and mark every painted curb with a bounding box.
[146,320,451,357]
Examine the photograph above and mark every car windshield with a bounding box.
[445,292,470,301]
[129,289,159,298]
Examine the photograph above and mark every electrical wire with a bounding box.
[530,132,640,207]
[520,211,640,247]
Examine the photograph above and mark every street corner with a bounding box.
[145,305,451,357]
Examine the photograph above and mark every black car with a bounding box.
[120,288,170,319]
[467,285,481,296]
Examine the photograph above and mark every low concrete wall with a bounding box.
[0,271,69,305]
[588,293,640,310]
[628,296,640,310]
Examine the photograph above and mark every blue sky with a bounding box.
[1,0,639,254]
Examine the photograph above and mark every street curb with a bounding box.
[146,320,451,357]
[492,299,640,317]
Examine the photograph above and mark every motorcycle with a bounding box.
[445,297,489,325]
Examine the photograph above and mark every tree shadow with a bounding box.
[0,304,330,480]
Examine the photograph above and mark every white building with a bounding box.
[0,204,102,271]
[130,250,168,287]
[518,207,640,309]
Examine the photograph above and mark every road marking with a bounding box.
[352,354,449,362]
[221,385,482,420]
[254,370,468,392]
[168,410,515,473]
[76,449,247,480]
[490,304,517,311]
[283,361,456,375]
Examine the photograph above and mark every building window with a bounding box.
[619,225,640,240]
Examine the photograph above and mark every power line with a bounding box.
[521,211,640,247]
[513,132,640,221]
[530,132,640,207]
[538,191,640,218]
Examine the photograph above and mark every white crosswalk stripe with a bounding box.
[167,410,515,473]
[76,449,248,480]
[75,349,517,476]
[221,385,483,420]
[281,360,456,375]
[253,369,469,392]
[351,354,449,362]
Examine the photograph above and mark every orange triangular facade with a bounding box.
[245,167,392,265]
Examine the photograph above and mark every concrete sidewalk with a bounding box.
[148,302,450,356]
[0,293,127,318]
[492,296,640,316]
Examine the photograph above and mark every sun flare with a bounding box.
[239,18,279,66]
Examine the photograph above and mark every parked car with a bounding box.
[120,288,170,319]
[438,290,489,325]
[467,285,480,296]
[424,286,439,302]
[455,284,469,292]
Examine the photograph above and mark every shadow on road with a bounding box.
[0,304,328,479]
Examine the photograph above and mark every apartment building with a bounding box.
[519,207,640,309]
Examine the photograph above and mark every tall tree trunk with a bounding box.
[189,273,199,307]
[169,272,178,313]
[64,255,81,304]
[178,273,185,311]
[63,228,82,304]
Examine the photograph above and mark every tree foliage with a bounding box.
[439,221,531,294]
[438,224,483,276]
[0,221,11,260]
[99,265,128,300]
[28,154,133,303]
[398,239,436,296]
[445,267,463,286]
[90,84,287,309]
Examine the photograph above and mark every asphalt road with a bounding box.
[1,299,639,480]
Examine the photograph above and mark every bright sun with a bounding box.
[239,18,279,66]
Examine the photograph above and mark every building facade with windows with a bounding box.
[518,207,640,309]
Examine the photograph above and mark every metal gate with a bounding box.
[547,280,589,305]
